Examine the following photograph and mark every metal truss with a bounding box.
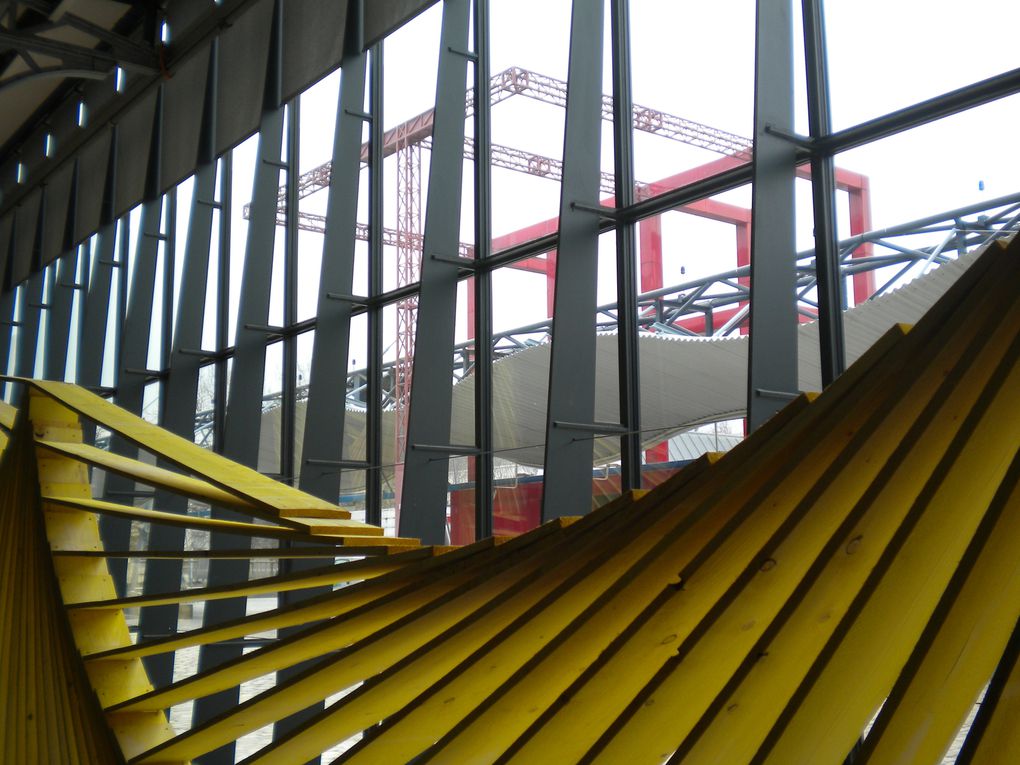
[142,192,1020,460]
[0,0,158,95]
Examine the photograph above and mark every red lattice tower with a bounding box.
[392,127,423,514]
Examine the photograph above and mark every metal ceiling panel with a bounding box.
[114,88,158,216]
[365,0,441,47]
[162,45,210,192]
[281,0,348,104]
[12,187,41,284]
[72,127,112,245]
[0,212,13,285]
[41,160,76,267]
[216,0,274,158]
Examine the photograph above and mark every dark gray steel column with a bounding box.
[137,40,220,691]
[274,5,368,749]
[746,0,798,432]
[540,0,605,521]
[193,3,286,757]
[102,86,165,596]
[398,0,471,544]
[803,0,844,386]
[14,196,47,380]
[0,243,14,387]
[43,160,80,381]
[296,25,367,505]
[77,127,119,397]
[472,0,494,539]
[610,0,642,492]
[365,41,384,527]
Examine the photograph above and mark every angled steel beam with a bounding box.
[193,3,286,757]
[14,189,47,381]
[746,0,798,432]
[398,0,471,544]
[137,39,220,692]
[102,86,165,596]
[43,159,80,381]
[541,0,605,520]
[276,3,368,749]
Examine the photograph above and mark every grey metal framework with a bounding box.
[0,1,1018,758]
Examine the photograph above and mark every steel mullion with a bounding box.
[611,0,641,493]
[803,0,844,386]
[281,97,299,489]
[214,152,231,453]
[366,40,384,526]
[472,0,494,540]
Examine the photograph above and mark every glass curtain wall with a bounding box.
[0,0,1017,553]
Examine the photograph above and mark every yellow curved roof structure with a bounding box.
[0,236,1018,764]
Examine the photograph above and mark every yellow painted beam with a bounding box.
[859,450,1020,765]
[585,263,1020,765]
[14,377,349,520]
[77,554,419,610]
[37,438,265,513]
[90,529,542,662]
[0,398,15,429]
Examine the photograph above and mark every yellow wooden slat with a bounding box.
[14,377,349,519]
[119,515,600,729]
[357,343,935,763]
[958,614,1020,764]
[42,494,396,544]
[128,498,647,758]
[92,528,542,664]
[26,390,178,760]
[77,555,415,610]
[860,450,1020,765]
[44,494,307,538]
[753,384,1020,762]
[240,412,848,764]
[0,398,15,429]
[581,268,1020,765]
[37,438,263,513]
